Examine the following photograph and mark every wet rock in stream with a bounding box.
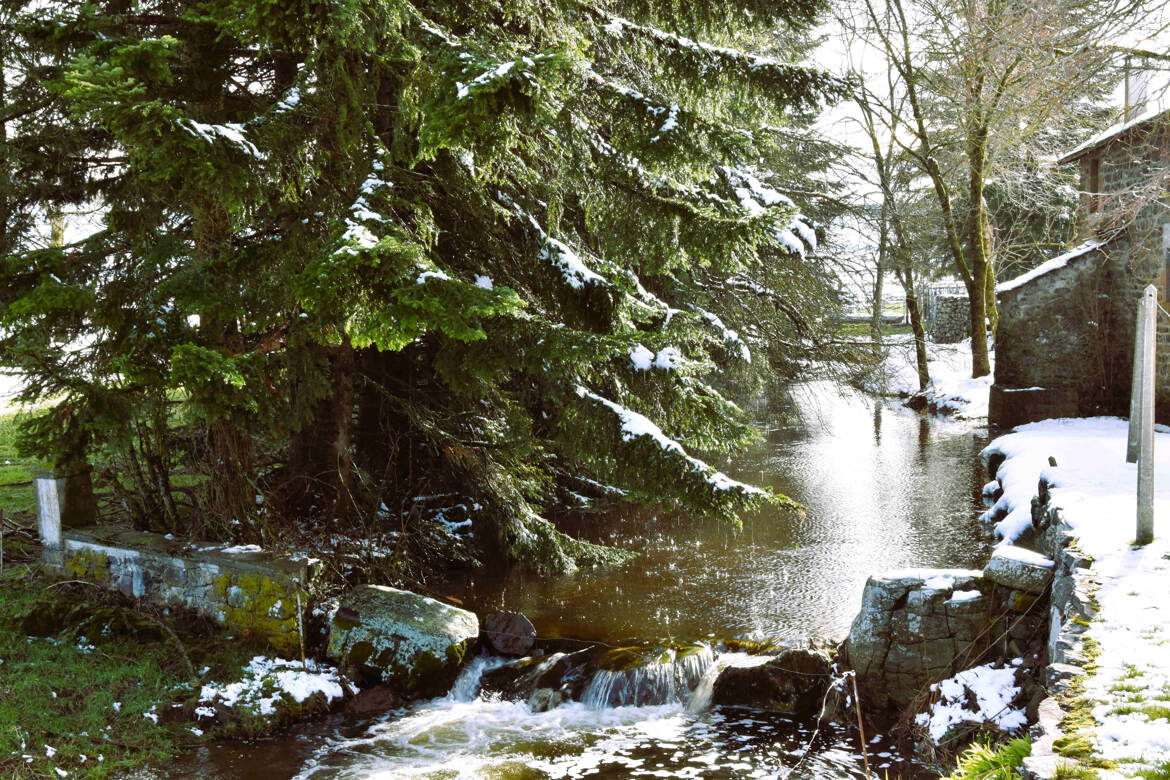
[710,648,835,718]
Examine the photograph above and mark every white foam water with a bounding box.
[290,649,903,779]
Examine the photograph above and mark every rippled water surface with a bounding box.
[169,381,993,779]
[450,381,992,642]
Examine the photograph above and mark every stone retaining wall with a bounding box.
[930,294,971,344]
[1020,483,1097,780]
[42,525,318,655]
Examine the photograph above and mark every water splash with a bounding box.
[581,645,716,709]
[686,651,775,713]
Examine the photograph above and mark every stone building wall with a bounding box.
[930,294,970,344]
[991,244,1110,427]
[1085,120,1170,422]
[992,116,1170,427]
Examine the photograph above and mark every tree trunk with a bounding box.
[895,264,930,392]
[965,126,993,378]
[871,202,888,357]
[287,342,357,520]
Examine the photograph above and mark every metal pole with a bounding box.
[1137,285,1157,545]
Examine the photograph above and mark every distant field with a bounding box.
[836,321,915,338]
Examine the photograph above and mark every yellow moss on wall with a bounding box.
[65,548,110,582]
[215,570,301,656]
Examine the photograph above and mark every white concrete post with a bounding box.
[34,470,64,550]
[1136,285,1157,545]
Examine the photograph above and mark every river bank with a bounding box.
[3,380,999,778]
[981,418,1170,778]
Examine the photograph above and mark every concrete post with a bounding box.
[1136,285,1156,545]
[34,469,64,550]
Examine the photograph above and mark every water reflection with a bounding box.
[162,381,991,780]
[451,381,991,644]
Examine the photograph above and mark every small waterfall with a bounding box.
[581,645,715,709]
[686,651,775,713]
[448,654,513,702]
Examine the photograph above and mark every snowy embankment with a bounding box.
[865,336,992,419]
[982,418,1170,772]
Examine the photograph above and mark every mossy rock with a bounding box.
[326,585,478,699]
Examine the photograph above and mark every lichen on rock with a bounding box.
[326,585,478,698]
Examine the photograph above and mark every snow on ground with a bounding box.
[982,417,1170,773]
[867,336,992,419]
[198,656,347,718]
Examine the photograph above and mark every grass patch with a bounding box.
[1132,760,1170,779]
[836,321,915,338]
[1109,703,1170,720]
[0,565,259,778]
[0,411,43,523]
[943,737,1030,780]
[1110,682,1144,694]
[1053,762,1099,779]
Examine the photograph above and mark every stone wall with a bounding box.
[992,243,1110,428]
[930,294,971,344]
[1018,481,1098,780]
[843,550,1053,720]
[42,525,317,655]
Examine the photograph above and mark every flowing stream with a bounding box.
[171,381,992,779]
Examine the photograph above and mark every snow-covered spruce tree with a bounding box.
[0,0,844,574]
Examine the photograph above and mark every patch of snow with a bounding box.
[869,337,992,419]
[947,590,982,604]
[180,120,262,158]
[198,656,346,719]
[630,344,654,370]
[915,662,1026,743]
[474,275,494,290]
[416,269,452,285]
[218,544,262,554]
[996,241,1102,294]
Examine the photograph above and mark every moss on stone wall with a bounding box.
[65,548,110,582]
[214,571,300,656]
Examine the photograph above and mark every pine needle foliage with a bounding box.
[0,0,846,573]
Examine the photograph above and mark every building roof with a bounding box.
[1058,105,1170,165]
[996,240,1104,294]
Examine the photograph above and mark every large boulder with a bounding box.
[327,585,479,699]
[483,610,537,657]
[843,569,988,713]
[983,546,1054,595]
[710,649,834,718]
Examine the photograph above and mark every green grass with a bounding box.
[0,565,258,778]
[943,737,1031,780]
[836,321,915,338]
[1109,703,1170,720]
[1052,762,1099,779]
[1132,760,1170,779]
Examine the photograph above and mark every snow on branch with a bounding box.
[180,119,263,158]
[333,159,393,257]
[499,194,608,290]
[576,385,764,495]
[695,307,751,363]
[594,10,833,107]
[596,12,822,85]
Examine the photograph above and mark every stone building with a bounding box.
[991,106,1170,427]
